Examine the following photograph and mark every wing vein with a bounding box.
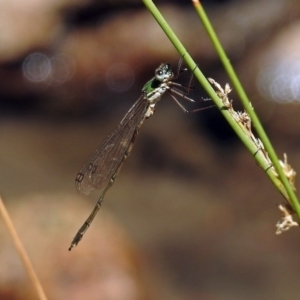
[75,95,148,194]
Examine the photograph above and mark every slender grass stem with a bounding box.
[142,0,300,218]
[191,0,300,217]
[0,197,48,300]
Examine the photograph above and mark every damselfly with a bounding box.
[69,59,213,250]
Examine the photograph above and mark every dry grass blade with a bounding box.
[0,196,48,300]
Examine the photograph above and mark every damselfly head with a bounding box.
[155,63,173,82]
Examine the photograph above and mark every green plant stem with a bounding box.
[142,0,300,216]
[192,0,300,217]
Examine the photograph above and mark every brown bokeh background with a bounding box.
[1,0,300,299]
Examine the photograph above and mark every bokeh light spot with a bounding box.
[22,53,52,82]
[106,63,135,93]
[257,58,300,103]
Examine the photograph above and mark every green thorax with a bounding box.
[142,77,162,95]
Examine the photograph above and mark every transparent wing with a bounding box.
[75,95,148,195]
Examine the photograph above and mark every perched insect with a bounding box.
[69,59,213,250]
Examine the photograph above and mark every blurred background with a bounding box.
[0,0,300,299]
